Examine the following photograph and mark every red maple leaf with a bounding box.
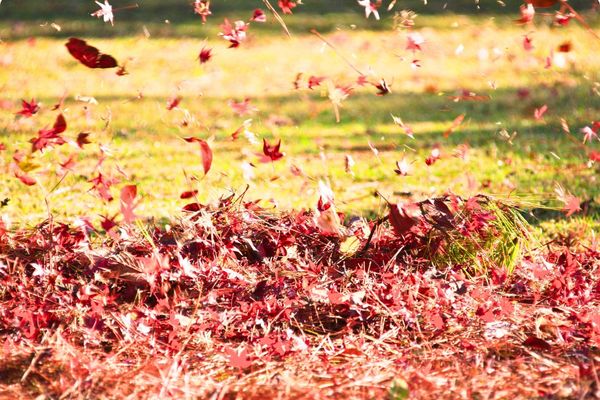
[198,47,212,64]
[14,169,36,186]
[166,96,182,110]
[389,202,419,236]
[555,11,574,26]
[373,78,391,96]
[184,137,213,175]
[89,172,117,202]
[16,99,40,118]
[251,9,267,22]
[180,190,198,199]
[66,38,118,69]
[425,145,441,166]
[523,35,534,51]
[76,132,91,148]
[308,75,325,89]
[557,41,572,53]
[278,0,297,14]
[100,214,118,231]
[30,114,68,152]
[262,138,284,162]
[406,32,425,52]
[526,0,558,6]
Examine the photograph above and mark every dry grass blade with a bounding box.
[262,0,291,37]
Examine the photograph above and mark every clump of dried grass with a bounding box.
[425,197,532,276]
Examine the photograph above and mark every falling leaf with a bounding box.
[444,114,465,138]
[16,99,40,118]
[76,132,91,149]
[185,137,213,175]
[308,75,325,89]
[391,114,414,138]
[219,19,248,48]
[328,82,353,123]
[394,158,412,176]
[180,190,198,199]
[14,169,36,186]
[120,185,139,224]
[30,114,67,152]
[278,0,297,14]
[251,9,267,22]
[198,47,212,64]
[373,78,391,96]
[66,38,118,69]
[91,0,114,26]
[527,0,558,6]
[344,154,355,175]
[557,41,572,53]
[193,0,212,23]
[166,96,182,110]
[262,138,284,162]
[534,105,548,120]
[523,35,534,51]
[555,183,581,217]
[229,98,258,116]
[516,3,535,24]
[406,32,425,52]
[581,123,599,144]
[357,0,381,20]
[425,145,441,166]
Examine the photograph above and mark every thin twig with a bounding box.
[262,0,291,37]
[310,29,365,76]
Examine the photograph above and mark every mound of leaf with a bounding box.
[0,196,598,399]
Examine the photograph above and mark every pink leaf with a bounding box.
[534,105,548,120]
[120,184,139,224]
[225,347,253,369]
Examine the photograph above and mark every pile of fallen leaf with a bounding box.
[0,195,598,399]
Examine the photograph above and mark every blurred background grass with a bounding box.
[0,0,598,235]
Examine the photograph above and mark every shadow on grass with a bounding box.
[9,78,597,125]
[4,82,598,154]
